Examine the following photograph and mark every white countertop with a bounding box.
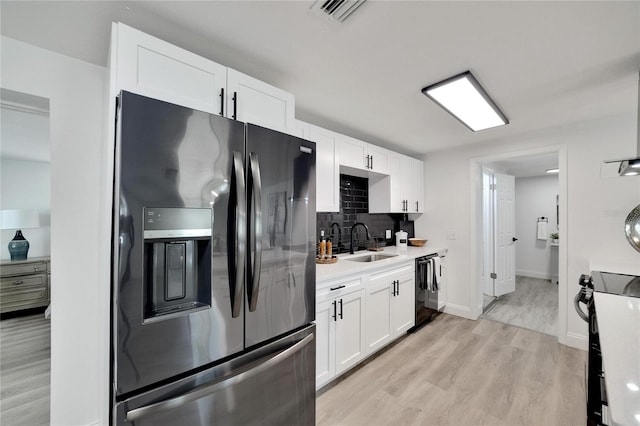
[593,291,640,426]
[316,245,447,283]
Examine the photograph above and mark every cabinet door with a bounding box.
[338,136,368,171]
[293,120,309,139]
[309,124,339,212]
[315,298,336,389]
[334,289,366,375]
[367,145,390,175]
[399,155,413,213]
[226,69,295,134]
[365,278,393,355]
[115,23,226,114]
[412,159,424,213]
[392,273,415,336]
[389,153,404,213]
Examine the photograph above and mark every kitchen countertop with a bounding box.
[316,245,447,282]
[593,291,640,426]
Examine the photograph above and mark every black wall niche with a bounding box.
[316,174,404,254]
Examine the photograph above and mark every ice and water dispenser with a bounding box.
[142,207,212,321]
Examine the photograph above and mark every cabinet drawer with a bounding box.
[1,261,47,277]
[0,274,49,313]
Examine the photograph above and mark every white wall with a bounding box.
[1,36,107,425]
[0,158,51,259]
[514,175,559,279]
[415,112,640,349]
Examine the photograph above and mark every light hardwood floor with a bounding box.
[317,314,586,426]
[0,313,50,426]
[482,276,558,336]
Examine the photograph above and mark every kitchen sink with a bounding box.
[346,253,398,263]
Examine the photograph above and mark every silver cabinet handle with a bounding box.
[13,280,24,285]
[248,152,263,312]
[230,151,246,318]
[125,333,314,422]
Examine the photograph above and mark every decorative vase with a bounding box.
[8,230,29,260]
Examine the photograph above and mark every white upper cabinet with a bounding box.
[369,153,424,214]
[337,135,389,175]
[411,158,425,214]
[113,23,226,114]
[112,23,294,133]
[307,123,340,212]
[226,69,295,134]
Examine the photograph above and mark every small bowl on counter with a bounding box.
[408,238,427,247]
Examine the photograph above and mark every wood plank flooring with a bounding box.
[0,314,50,426]
[482,276,558,336]
[317,314,586,426]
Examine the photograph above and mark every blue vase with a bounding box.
[8,230,29,261]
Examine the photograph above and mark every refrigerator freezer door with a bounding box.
[113,92,245,395]
[115,325,316,425]
[245,124,316,348]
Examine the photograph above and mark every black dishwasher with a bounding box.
[410,253,443,331]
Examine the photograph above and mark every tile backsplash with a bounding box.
[317,174,404,254]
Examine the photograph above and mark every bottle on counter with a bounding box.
[319,231,326,259]
[327,238,333,258]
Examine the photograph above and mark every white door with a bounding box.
[315,298,335,389]
[335,289,366,375]
[115,23,227,115]
[309,124,340,212]
[494,173,516,297]
[338,136,368,171]
[365,279,393,354]
[226,68,295,133]
[392,273,415,335]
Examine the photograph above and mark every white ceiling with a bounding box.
[1,1,639,157]
[484,152,558,178]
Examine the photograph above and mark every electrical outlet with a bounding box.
[446,230,457,240]
[385,229,392,239]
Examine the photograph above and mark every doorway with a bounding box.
[478,152,561,336]
[0,88,51,424]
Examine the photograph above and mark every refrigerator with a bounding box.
[111,91,316,425]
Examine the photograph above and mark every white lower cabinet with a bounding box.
[366,262,415,354]
[315,280,366,389]
[316,261,416,389]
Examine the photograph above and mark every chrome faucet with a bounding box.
[349,222,371,254]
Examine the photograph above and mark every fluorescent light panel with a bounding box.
[422,71,508,132]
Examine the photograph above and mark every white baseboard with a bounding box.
[516,269,552,280]
[561,331,588,351]
[443,303,477,320]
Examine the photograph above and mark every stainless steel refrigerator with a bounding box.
[111,91,316,425]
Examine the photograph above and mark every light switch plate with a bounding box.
[385,229,392,239]
[446,230,457,240]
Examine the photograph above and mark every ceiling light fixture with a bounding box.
[546,168,559,174]
[421,71,509,132]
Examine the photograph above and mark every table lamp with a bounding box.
[0,210,41,260]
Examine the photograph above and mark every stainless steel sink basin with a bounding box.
[346,253,398,263]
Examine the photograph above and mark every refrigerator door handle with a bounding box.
[230,151,247,318]
[125,333,315,422]
[248,152,263,312]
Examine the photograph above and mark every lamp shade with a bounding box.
[0,210,40,230]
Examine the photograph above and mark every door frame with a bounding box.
[469,145,568,344]
[481,169,496,299]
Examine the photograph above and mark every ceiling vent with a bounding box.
[310,0,367,23]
